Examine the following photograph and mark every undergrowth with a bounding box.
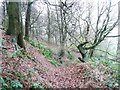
[85,57,120,88]
[1,36,119,88]
[24,37,60,66]
[0,72,46,88]
[1,41,49,88]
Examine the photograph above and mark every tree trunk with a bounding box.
[58,2,67,59]
[25,2,31,39]
[117,1,120,62]
[2,2,6,27]
[77,45,86,59]
[6,2,25,49]
[89,49,94,58]
[117,2,120,83]
[47,4,51,43]
[6,2,15,35]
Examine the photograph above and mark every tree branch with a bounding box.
[106,35,120,37]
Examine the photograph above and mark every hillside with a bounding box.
[0,30,119,89]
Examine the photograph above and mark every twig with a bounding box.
[95,48,117,57]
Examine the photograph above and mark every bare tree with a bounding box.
[67,1,118,59]
[56,0,74,59]
[43,0,74,59]
[25,0,38,39]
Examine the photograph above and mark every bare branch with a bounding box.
[30,11,42,26]
[107,35,120,37]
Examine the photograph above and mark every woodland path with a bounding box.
[25,41,98,88]
[1,30,102,88]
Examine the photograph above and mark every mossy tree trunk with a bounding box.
[6,2,25,49]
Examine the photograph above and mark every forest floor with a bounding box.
[1,30,119,89]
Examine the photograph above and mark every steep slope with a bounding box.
[25,40,98,88]
[1,30,115,88]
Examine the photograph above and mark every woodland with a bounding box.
[0,0,120,89]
